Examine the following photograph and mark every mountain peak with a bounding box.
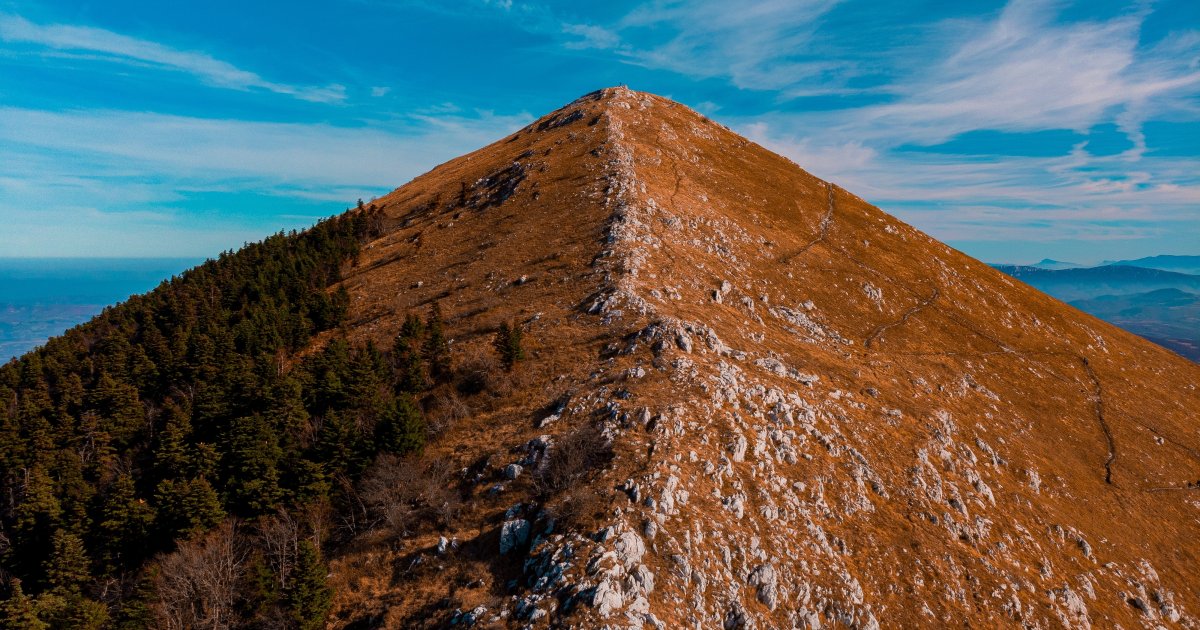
[326,90,1200,626]
[13,89,1195,628]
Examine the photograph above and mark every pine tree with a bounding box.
[86,373,143,446]
[313,411,367,477]
[49,594,108,630]
[394,343,427,394]
[399,313,424,342]
[494,321,526,370]
[44,529,90,595]
[393,314,427,394]
[152,403,192,479]
[0,579,47,630]
[268,377,310,453]
[346,342,387,412]
[375,395,425,455]
[243,554,282,624]
[284,541,332,630]
[224,414,284,514]
[95,474,156,572]
[423,303,451,380]
[12,467,62,582]
[154,477,225,539]
[109,570,156,630]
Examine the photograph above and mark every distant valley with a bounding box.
[0,258,201,361]
[992,257,1200,361]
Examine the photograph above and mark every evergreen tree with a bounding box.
[110,571,156,630]
[399,313,424,341]
[346,342,388,412]
[0,206,432,606]
[284,541,332,630]
[313,411,367,477]
[95,474,156,572]
[268,378,310,453]
[393,314,427,394]
[86,373,143,446]
[11,467,62,582]
[243,554,282,624]
[154,478,225,539]
[44,529,90,595]
[151,402,193,479]
[423,303,451,380]
[0,580,47,630]
[375,395,424,455]
[224,415,284,515]
[494,321,526,370]
[48,594,108,630]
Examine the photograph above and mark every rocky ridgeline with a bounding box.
[328,87,1199,629]
[463,88,1195,629]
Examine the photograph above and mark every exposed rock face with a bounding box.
[500,519,530,555]
[326,87,1200,628]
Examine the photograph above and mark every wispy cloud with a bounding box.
[843,0,1200,147]
[0,13,346,103]
[745,118,1200,246]
[0,107,530,187]
[700,0,1200,254]
[0,106,533,256]
[615,0,845,90]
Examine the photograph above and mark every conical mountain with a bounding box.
[2,88,1197,629]
[327,87,1200,628]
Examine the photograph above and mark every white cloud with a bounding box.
[0,13,347,103]
[739,113,1200,247]
[0,107,531,187]
[617,0,845,90]
[678,0,1200,250]
[0,107,534,255]
[844,0,1200,146]
[370,86,392,97]
[562,23,621,50]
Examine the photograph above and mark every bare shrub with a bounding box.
[533,424,613,498]
[359,456,422,536]
[550,485,610,529]
[359,455,463,536]
[426,389,470,434]
[453,346,511,397]
[257,509,301,592]
[422,459,464,528]
[151,521,246,630]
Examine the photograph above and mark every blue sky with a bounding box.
[1,0,1197,264]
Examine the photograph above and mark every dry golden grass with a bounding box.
[319,88,1200,628]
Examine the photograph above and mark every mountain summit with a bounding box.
[3,87,1197,629]
[322,87,1200,627]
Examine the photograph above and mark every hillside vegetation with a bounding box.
[0,205,466,627]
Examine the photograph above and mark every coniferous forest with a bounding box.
[0,205,464,628]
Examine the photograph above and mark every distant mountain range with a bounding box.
[1070,288,1200,361]
[1019,254,1200,275]
[991,259,1200,361]
[991,264,1200,301]
[1028,258,1085,270]
[1099,254,1200,275]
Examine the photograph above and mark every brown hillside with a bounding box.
[325,87,1200,629]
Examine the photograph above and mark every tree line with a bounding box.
[0,204,503,628]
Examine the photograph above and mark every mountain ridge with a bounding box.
[317,87,1200,627]
[2,87,1198,629]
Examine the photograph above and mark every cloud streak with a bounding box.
[0,13,346,103]
[0,106,533,256]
